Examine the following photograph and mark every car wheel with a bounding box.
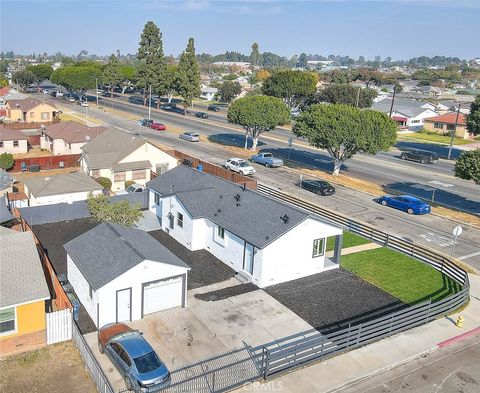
[420,159,426,164]
[125,377,134,391]
[401,154,407,160]
[381,200,387,206]
[266,163,271,168]
[407,208,414,215]
[98,340,104,354]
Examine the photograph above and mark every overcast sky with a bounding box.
[1,0,479,59]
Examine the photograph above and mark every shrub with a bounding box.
[0,153,14,170]
[124,180,135,189]
[95,176,112,190]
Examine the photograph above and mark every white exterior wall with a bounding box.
[26,188,102,206]
[119,143,177,173]
[258,218,342,288]
[0,139,28,154]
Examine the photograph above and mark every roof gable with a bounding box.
[424,112,467,125]
[0,127,28,141]
[23,172,103,197]
[43,121,107,143]
[6,98,57,112]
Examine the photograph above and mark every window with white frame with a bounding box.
[154,192,160,205]
[214,225,226,245]
[13,140,19,147]
[434,122,444,129]
[91,169,101,177]
[0,307,16,335]
[132,169,146,180]
[177,212,184,228]
[312,238,325,258]
[41,112,50,120]
[114,171,125,182]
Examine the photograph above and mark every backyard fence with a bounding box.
[72,322,115,393]
[46,309,72,345]
[11,153,81,172]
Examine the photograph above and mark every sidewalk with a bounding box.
[235,273,480,393]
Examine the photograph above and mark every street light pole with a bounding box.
[389,84,397,118]
[447,103,461,160]
[148,85,152,120]
[95,77,99,107]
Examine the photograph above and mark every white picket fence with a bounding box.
[46,308,72,345]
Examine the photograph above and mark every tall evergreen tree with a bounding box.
[250,43,260,68]
[101,54,123,97]
[136,21,167,106]
[176,38,200,109]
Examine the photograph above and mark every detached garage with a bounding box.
[64,222,190,329]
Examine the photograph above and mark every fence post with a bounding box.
[426,298,432,321]
[356,324,362,347]
[262,347,269,381]
[212,370,215,392]
[385,234,389,247]
[346,323,351,348]
[388,312,395,335]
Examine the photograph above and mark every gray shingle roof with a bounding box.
[0,169,13,191]
[64,222,190,290]
[147,166,313,249]
[373,98,434,117]
[0,229,50,308]
[81,128,146,169]
[0,195,14,224]
[111,160,152,171]
[0,127,29,141]
[43,121,107,144]
[23,172,103,197]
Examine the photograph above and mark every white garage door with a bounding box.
[143,276,184,316]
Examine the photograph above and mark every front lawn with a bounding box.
[400,132,473,146]
[326,231,371,252]
[341,247,462,304]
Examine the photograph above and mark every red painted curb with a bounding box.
[437,326,480,348]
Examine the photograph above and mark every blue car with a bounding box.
[379,195,431,215]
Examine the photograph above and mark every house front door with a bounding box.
[243,242,255,275]
[116,288,131,323]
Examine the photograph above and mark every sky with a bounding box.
[1,0,479,60]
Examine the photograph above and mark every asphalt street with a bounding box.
[85,94,480,215]
[49,95,480,270]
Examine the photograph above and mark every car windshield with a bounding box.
[238,161,250,167]
[134,351,163,374]
[318,182,330,187]
[126,185,136,193]
[191,133,199,137]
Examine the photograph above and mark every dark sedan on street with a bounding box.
[207,105,220,112]
[300,179,335,196]
[194,112,208,119]
[378,195,431,215]
[98,323,171,392]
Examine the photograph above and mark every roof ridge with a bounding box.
[106,223,145,260]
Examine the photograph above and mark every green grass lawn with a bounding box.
[326,231,371,252]
[400,132,473,146]
[341,247,462,304]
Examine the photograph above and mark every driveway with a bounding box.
[265,269,406,333]
[84,285,312,391]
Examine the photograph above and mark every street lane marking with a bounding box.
[419,232,454,247]
[428,180,454,188]
[458,251,480,260]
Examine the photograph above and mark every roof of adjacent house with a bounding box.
[0,195,14,224]
[0,228,50,308]
[147,166,335,249]
[81,128,150,170]
[42,121,107,144]
[6,98,57,112]
[373,97,436,118]
[64,222,190,290]
[0,127,29,141]
[424,112,467,126]
[0,87,11,97]
[0,169,13,191]
[23,172,103,198]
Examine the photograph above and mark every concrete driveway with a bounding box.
[84,280,312,391]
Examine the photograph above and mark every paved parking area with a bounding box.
[265,269,405,333]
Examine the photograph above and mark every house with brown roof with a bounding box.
[423,112,470,139]
[0,127,28,154]
[40,121,107,155]
[5,98,58,123]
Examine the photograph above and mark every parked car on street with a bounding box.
[300,179,335,196]
[250,152,284,168]
[160,103,177,111]
[400,149,439,164]
[78,100,88,107]
[138,118,154,127]
[179,132,200,142]
[194,112,208,119]
[378,195,431,215]
[223,158,256,176]
[98,323,171,391]
[208,105,220,112]
[150,122,166,131]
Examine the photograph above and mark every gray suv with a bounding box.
[400,149,439,164]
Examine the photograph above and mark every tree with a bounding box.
[297,53,308,69]
[227,95,290,150]
[86,194,143,227]
[255,69,271,82]
[176,38,201,108]
[315,84,377,108]
[119,65,137,93]
[164,64,178,103]
[293,104,397,175]
[250,43,260,69]
[51,66,101,98]
[218,81,242,103]
[102,54,123,97]
[26,64,54,81]
[353,67,384,88]
[136,21,167,107]
[262,70,317,111]
[466,94,480,136]
[454,149,480,185]
[94,177,112,190]
[0,153,14,170]
[12,70,36,90]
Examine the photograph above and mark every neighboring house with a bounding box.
[40,121,107,155]
[423,112,470,139]
[0,227,50,356]
[0,87,27,108]
[212,61,251,69]
[434,101,471,115]
[147,166,343,288]
[200,84,218,101]
[64,222,190,328]
[80,128,178,191]
[0,170,13,197]
[22,172,103,206]
[5,98,58,123]
[373,97,438,130]
[0,127,28,154]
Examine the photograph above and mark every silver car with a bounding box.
[179,132,200,142]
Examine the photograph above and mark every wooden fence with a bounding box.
[11,153,81,172]
[1,119,60,129]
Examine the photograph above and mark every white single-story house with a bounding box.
[200,84,218,101]
[64,222,190,328]
[80,128,178,191]
[147,166,343,288]
[0,127,28,154]
[22,172,103,206]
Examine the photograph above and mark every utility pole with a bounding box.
[389,84,397,118]
[95,77,99,107]
[148,84,152,120]
[447,104,461,160]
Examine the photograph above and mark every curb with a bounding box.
[437,326,480,348]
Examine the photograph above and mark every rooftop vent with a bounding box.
[234,193,241,202]
[242,183,246,191]
[280,214,290,224]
